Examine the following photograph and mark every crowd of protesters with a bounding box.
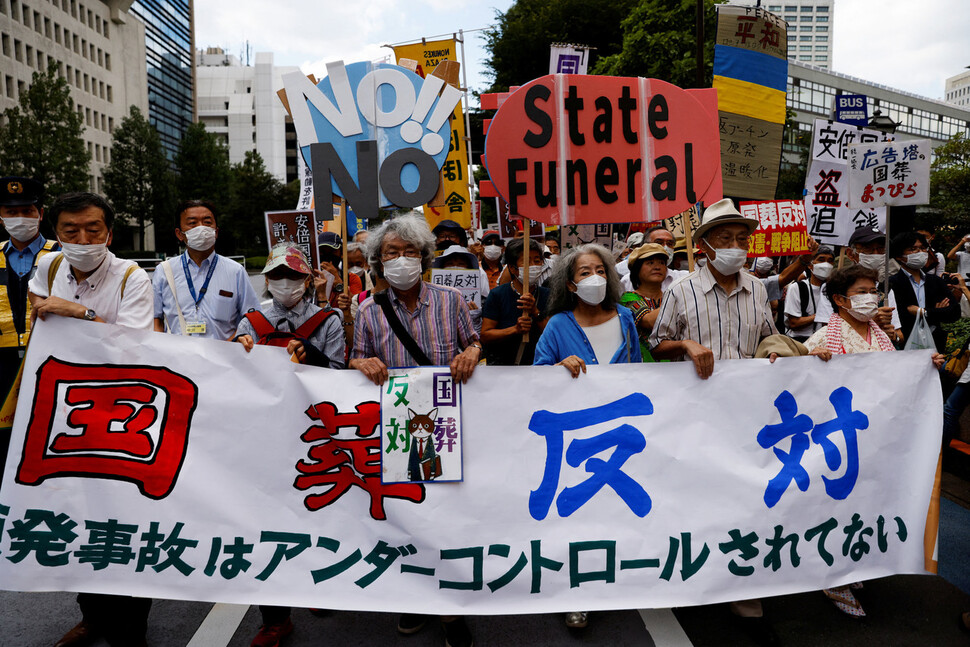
[1,177,967,647]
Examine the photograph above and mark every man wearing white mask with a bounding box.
[784,245,835,342]
[889,230,960,351]
[152,199,259,339]
[480,230,506,290]
[27,192,154,647]
[0,177,58,478]
[349,213,479,647]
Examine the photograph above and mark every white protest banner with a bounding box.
[430,268,483,312]
[847,139,931,208]
[804,119,887,246]
[0,317,940,614]
[562,224,613,252]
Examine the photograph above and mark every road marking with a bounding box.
[186,603,250,647]
[638,608,694,647]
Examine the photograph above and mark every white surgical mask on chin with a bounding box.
[58,241,108,273]
[706,245,747,275]
[573,274,607,306]
[2,216,40,242]
[267,277,307,308]
[383,256,423,290]
[183,225,217,251]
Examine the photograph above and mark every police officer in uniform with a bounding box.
[0,177,57,477]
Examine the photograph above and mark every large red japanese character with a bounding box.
[294,401,425,520]
[16,357,198,499]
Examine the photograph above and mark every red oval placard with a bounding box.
[484,75,723,225]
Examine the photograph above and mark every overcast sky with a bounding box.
[196,0,970,103]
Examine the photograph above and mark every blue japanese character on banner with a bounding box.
[529,393,653,520]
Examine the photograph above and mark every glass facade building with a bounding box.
[129,0,193,161]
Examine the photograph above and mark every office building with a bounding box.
[944,69,970,108]
[196,48,298,183]
[128,0,194,162]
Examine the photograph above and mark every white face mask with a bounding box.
[706,246,748,275]
[964,243,970,253]
[267,277,307,308]
[674,259,690,271]
[903,251,928,270]
[383,256,423,290]
[547,254,560,266]
[517,264,545,280]
[483,244,503,261]
[843,293,880,322]
[812,262,833,280]
[573,274,607,306]
[58,241,108,273]
[183,225,217,251]
[349,266,366,277]
[2,216,40,242]
[754,257,774,274]
[857,253,885,271]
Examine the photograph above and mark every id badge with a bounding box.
[185,321,207,335]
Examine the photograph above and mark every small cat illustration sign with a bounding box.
[380,367,463,484]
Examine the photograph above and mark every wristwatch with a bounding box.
[82,308,97,321]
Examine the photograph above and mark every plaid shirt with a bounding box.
[352,282,479,368]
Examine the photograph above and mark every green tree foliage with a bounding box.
[483,0,637,91]
[103,106,175,250]
[0,61,90,202]
[775,108,811,201]
[929,132,970,234]
[593,0,722,88]
[226,149,285,254]
[174,121,231,208]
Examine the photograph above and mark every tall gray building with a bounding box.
[734,0,834,69]
[0,0,149,191]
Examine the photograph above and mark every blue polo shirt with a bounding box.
[152,251,261,340]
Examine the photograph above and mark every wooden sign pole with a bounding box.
[339,198,350,290]
[683,210,696,272]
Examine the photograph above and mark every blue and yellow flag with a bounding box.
[713,6,788,199]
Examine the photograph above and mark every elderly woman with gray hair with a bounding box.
[534,244,641,381]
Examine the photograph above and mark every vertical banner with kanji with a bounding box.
[804,119,887,246]
[662,205,701,242]
[741,200,810,257]
[381,367,463,484]
[265,210,320,269]
[392,39,472,229]
[713,5,788,199]
[846,140,931,208]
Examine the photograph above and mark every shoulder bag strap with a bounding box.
[373,291,433,366]
[47,254,64,294]
[119,265,138,300]
[160,259,188,335]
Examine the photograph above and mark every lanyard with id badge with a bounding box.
[160,254,219,335]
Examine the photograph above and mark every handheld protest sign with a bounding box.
[484,75,722,226]
[284,60,463,222]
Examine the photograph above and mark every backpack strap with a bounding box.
[798,279,810,317]
[243,310,277,341]
[159,259,187,334]
[373,291,433,366]
[119,265,138,301]
[294,308,338,339]
[47,254,64,294]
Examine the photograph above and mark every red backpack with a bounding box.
[242,308,338,348]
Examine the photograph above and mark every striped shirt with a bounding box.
[352,282,478,368]
[649,264,777,360]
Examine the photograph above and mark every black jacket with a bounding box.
[888,270,960,352]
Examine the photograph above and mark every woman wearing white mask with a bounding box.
[534,243,641,380]
[234,243,345,369]
[804,264,943,618]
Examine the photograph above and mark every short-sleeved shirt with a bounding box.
[784,279,823,338]
[648,264,777,360]
[352,282,479,368]
[481,282,550,365]
[956,250,970,277]
[29,250,153,330]
[152,251,260,340]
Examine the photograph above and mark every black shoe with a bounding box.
[397,613,428,635]
[735,616,780,647]
[442,617,473,647]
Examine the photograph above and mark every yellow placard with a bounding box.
[393,39,472,229]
